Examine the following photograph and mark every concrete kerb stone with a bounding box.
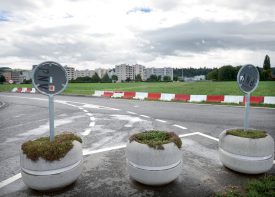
[223,96,244,104]
[160,93,175,101]
[264,96,275,104]
[133,92,148,100]
[189,95,207,102]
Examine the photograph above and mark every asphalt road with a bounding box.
[0,92,274,196]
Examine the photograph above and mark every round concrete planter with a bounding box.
[126,141,182,185]
[219,129,274,174]
[20,141,83,191]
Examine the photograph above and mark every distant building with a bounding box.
[95,68,108,78]
[133,64,146,81]
[2,71,12,83]
[183,75,206,82]
[75,69,95,79]
[115,64,134,82]
[145,67,173,81]
[64,66,75,80]
[21,71,32,81]
[107,69,115,78]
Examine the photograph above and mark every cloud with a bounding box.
[142,20,275,55]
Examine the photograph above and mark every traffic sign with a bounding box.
[237,64,259,94]
[32,61,68,141]
[237,64,259,131]
[32,61,68,96]
[9,80,13,84]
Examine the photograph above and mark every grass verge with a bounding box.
[226,129,267,139]
[215,175,275,197]
[129,130,182,150]
[22,132,82,161]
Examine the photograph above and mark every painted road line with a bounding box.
[80,128,92,136]
[140,115,150,118]
[83,144,126,156]
[155,119,167,123]
[274,160,275,164]
[127,111,137,115]
[197,132,219,142]
[179,132,200,138]
[79,107,84,110]
[0,173,22,189]
[89,122,95,127]
[173,124,187,130]
[83,109,88,113]
[90,117,95,121]
[86,113,93,116]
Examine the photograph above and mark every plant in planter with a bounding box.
[20,132,83,191]
[219,129,274,174]
[126,130,182,185]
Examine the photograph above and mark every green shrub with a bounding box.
[226,129,267,139]
[22,132,82,161]
[129,130,182,150]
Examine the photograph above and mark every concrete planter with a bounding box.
[20,141,83,191]
[126,141,182,185]
[219,129,274,174]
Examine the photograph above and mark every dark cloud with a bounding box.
[142,20,275,55]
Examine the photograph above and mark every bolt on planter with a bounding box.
[219,129,274,174]
[126,131,182,185]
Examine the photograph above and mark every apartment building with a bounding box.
[145,67,173,80]
[115,64,134,82]
[75,69,95,79]
[95,68,108,79]
[133,64,146,80]
[64,66,75,80]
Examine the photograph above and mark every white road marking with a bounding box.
[179,132,200,138]
[127,111,137,115]
[140,115,150,118]
[86,113,93,116]
[0,173,22,189]
[80,128,92,136]
[89,122,95,127]
[197,132,219,142]
[90,117,95,121]
[155,119,167,123]
[173,124,187,130]
[134,105,139,108]
[83,144,126,156]
[79,107,84,110]
[83,110,88,113]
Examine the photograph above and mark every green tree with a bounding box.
[147,75,158,82]
[101,73,111,83]
[111,75,118,82]
[0,75,5,83]
[173,76,178,81]
[163,76,171,81]
[125,77,131,82]
[135,74,142,82]
[218,65,236,81]
[157,75,162,81]
[263,55,271,70]
[206,69,218,81]
[91,73,101,83]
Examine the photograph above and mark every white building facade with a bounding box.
[64,66,75,80]
[75,69,95,79]
[115,64,134,82]
[145,67,173,80]
[133,64,146,81]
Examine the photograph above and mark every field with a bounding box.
[1,81,275,96]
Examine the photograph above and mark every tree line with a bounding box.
[207,55,274,81]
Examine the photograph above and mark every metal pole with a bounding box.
[244,93,250,131]
[49,94,55,141]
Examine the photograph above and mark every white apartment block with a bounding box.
[64,66,75,80]
[133,64,146,80]
[145,67,173,80]
[75,69,95,79]
[115,64,134,82]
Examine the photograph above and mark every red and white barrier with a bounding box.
[11,87,36,94]
[91,90,275,105]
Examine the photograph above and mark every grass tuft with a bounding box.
[129,130,182,150]
[226,129,267,139]
[215,176,275,197]
[21,132,82,161]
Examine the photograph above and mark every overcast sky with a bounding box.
[0,0,275,70]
